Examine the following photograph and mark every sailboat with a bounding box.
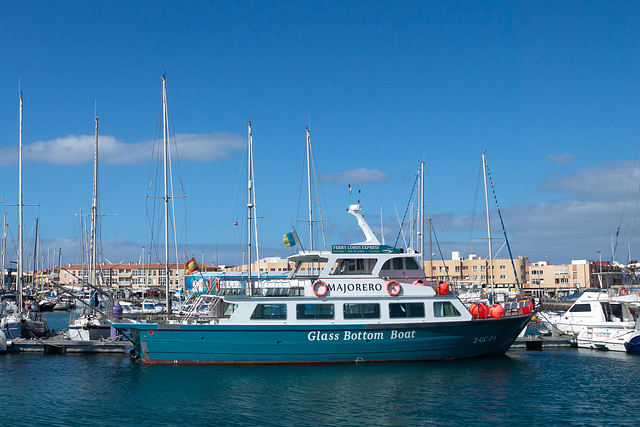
[67,115,112,341]
[0,90,49,339]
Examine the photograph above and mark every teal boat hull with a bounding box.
[113,314,532,364]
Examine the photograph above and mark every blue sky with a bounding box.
[2,1,640,268]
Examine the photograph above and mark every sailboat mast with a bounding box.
[419,161,425,263]
[247,121,253,296]
[482,152,494,296]
[306,127,313,251]
[90,116,98,290]
[18,91,23,312]
[1,213,6,289]
[162,76,170,312]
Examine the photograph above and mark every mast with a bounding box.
[419,161,425,263]
[162,75,170,313]
[1,213,5,289]
[482,152,494,297]
[18,91,23,312]
[247,121,253,297]
[90,116,98,292]
[32,217,38,288]
[306,127,313,250]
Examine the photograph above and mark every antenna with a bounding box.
[348,185,352,206]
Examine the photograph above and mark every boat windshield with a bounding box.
[330,258,376,275]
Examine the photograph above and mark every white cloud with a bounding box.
[321,168,391,184]
[0,132,245,166]
[539,160,640,201]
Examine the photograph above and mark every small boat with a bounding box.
[539,291,638,336]
[67,310,111,341]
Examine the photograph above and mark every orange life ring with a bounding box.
[387,280,401,296]
[480,289,488,299]
[619,287,628,296]
[312,280,328,297]
[214,278,221,294]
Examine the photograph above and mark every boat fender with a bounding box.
[412,279,426,286]
[312,280,328,297]
[386,280,401,296]
[619,287,628,296]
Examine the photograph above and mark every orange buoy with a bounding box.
[412,279,426,286]
[435,281,449,295]
[489,304,504,318]
[619,287,629,296]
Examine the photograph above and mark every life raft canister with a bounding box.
[435,281,449,295]
[520,299,534,315]
[470,302,490,319]
[489,304,504,318]
[312,280,328,297]
[386,280,401,296]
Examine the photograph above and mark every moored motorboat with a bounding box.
[112,203,533,364]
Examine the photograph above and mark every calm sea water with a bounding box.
[0,312,637,426]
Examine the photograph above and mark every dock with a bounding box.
[511,335,573,350]
[5,337,131,354]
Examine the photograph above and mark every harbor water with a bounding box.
[1,312,638,426]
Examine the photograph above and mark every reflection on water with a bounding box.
[2,337,639,426]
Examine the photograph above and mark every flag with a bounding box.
[185,256,199,275]
[283,231,296,247]
[283,228,301,248]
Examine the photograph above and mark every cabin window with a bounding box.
[433,301,461,317]
[405,258,420,270]
[343,303,381,319]
[331,258,375,275]
[250,304,287,320]
[381,260,391,270]
[296,304,334,320]
[393,258,404,270]
[389,303,425,318]
[569,304,591,313]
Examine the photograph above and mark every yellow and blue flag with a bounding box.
[283,231,296,247]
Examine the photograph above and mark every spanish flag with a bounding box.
[185,256,199,275]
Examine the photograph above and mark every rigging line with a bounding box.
[628,181,640,264]
[613,139,640,262]
[468,164,482,257]
[485,158,521,293]
[394,164,421,248]
[431,223,452,284]
[310,142,328,250]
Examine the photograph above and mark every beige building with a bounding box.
[425,251,528,292]
[58,262,218,290]
[526,259,625,298]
